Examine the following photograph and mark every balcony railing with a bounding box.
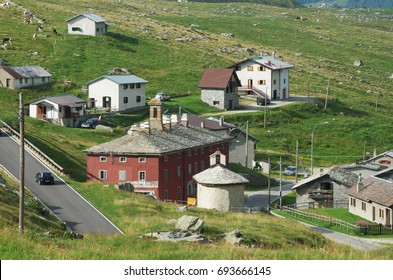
[307,189,333,199]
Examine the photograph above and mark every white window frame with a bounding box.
[139,171,146,181]
[119,157,127,163]
[99,170,107,180]
[119,170,126,181]
[139,157,146,163]
[100,156,107,162]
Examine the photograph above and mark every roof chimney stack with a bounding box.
[163,115,171,131]
[180,114,189,127]
[201,121,205,128]
[356,173,363,194]
[219,116,224,126]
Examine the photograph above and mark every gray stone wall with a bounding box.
[201,89,239,110]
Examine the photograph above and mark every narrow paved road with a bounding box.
[0,132,122,234]
[244,182,294,210]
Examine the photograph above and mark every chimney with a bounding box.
[201,121,205,128]
[272,51,276,59]
[143,122,150,134]
[356,174,363,194]
[171,114,178,125]
[373,147,377,157]
[180,114,189,127]
[219,116,224,126]
[148,99,164,131]
[163,115,171,131]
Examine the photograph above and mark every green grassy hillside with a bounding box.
[0,0,391,173]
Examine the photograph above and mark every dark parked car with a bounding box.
[81,118,99,129]
[256,97,271,106]
[35,171,55,185]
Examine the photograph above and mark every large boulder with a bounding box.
[354,60,363,67]
[175,215,204,232]
[225,230,244,245]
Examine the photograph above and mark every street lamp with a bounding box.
[310,121,328,175]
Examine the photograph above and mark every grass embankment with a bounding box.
[2,177,393,259]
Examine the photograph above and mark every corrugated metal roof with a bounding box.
[67,13,107,23]
[3,66,51,79]
[198,68,241,89]
[30,94,85,107]
[229,56,293,70]
[84,124,232,155]
[193,165,249,185]
[87,75,148,85]
[347,177,393,207]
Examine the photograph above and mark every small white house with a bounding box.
[29,95,86,127]
[0,66,51,90]
[87,75,148,112]
[66,13,109,36]
[347,176,393,226]
[229,53,293,100]
[193,150,248,212]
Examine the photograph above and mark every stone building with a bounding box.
[193,150,248,211]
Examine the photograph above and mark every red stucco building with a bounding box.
[84,99,232,202]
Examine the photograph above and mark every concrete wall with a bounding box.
[234,61,290,100]
[88,79,146,112]
[68,17,107,36]
[197,183,244,211]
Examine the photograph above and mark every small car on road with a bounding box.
[256,97,271,106]
[35,171,55,185]
[81,118,99,129]
[155,92,171,101]
[284,166,296,176]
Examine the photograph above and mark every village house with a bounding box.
[84,99,232,202]
[86,75,148,112]
[347,176,393,226]
[292,162,387,209]
[176,114,257,168]
[193,150,248,212]
[198,68,241,110]
[66,13,109,36]
[229,53,293,100]
[0,66,51,90]
[28,94,86,127]
[364,150,393,168]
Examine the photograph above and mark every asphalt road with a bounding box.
[0,132,122,234]
[244,182,294,210]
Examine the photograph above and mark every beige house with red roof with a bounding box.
[198,68,241,110]
[347,176,393,226]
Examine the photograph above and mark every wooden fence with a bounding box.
[282,206,358,232]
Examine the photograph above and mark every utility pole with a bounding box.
[268,158,271,212]
[295,140,299,183]
[279,156,282,209]
[19,92,25,235]
[324,77,330,109]
[307,80,310,103]
[363,141,366,161]
[245,121,249,168]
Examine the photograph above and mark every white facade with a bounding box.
[197,183,245,212]
[232,56,293,100]
[67,13,108,36]
[349,197,392,226]
[0,66,51,90]
[87,75,147,112]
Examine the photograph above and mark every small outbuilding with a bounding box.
[66,13,109,36]
[193,150,248,211]
[0,65,51,90]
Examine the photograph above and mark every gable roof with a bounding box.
[67,13,107,23]
[87,75,148,86]
[84,124,232,156]
[364,150,393,163]
[347,177,393,207]
[230,56,294,70]
[30,95,85,107]
[198,68,241,89]
[2,66,51,79]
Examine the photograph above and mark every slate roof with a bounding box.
[193,164,249,185]
[347,177,393,207]
[198,68,241,89]
[2,66,51,79]
[87,75,148,86]
[340,162,387,171]
[365,150,393,163]
[67,13,107,23]
[230,56,294,70]
[84,124,232,155]
[172,114,258,142]
[30,95,85,107]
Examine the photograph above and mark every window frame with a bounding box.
[138,157,146,163]
[100,156,107,162]
[139,171,146,181]
[99,170,107,180]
